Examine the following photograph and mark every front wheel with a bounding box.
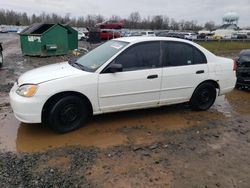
[48,95,90,133]
[190,83,216,111]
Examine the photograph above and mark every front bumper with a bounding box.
[9,83,44,123]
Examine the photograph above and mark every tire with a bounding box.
[47,95,90,133]
[190,83,216,111]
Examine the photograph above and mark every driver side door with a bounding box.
[98,42,162,112]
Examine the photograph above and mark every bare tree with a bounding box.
[128,12,141,29]
[204,21,215,31]
[109,15,121,21]
[170,18,179,30]
[76,16,85,27]
[0,9,224,31]
[96,14,104,23]
[85,15,97,27]
[20,12,30,25]
[0,9,7,24]
[163,16,170,29]
[151,15,163,29]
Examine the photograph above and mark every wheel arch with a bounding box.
[191,80,220,100]
[196,80,220,92]
[42,91,93,123]
[190,80,219,111]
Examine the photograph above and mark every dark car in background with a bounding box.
[130,31,142,37]
[96,20,124,29]
[165,32,185,39]
[157,31,169,37]
[237,34,248,39]
[236,49,250,89]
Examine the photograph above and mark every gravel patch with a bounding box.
[0,147,98,188]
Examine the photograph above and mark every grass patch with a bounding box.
[195,41,250,54]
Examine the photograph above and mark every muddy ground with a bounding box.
[0,33,250,188]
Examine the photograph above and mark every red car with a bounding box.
[100,30,121,40]
[96,20,124,29]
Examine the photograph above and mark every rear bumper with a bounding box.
[219,76,237,95]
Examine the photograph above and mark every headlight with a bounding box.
[16,84,38,97]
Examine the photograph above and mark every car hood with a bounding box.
[18,62,83,86]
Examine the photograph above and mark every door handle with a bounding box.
[196,70,205,74]
[147,74,158,79]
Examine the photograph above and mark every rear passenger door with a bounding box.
[160,41,208,105]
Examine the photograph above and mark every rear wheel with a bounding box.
[47,95,90,133]
[190,83,216,111]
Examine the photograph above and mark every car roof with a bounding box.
[114,36,193,44]
[240,49,250,56]
[113,37,217,61]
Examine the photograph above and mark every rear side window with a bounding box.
[162,42,207,66]
[193,48,207,64]
[114,42,161,71]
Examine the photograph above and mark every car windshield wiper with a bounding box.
[68,59,87,71]
[68,58,76,65]
[74,62,88,71]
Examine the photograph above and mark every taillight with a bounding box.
[233,59,237,71]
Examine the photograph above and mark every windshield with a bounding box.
[76,40,129,72]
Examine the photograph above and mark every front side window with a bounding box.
[76,40,128,71]
[113,42,161,71]
[162,42,207,66]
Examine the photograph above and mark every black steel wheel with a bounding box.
[190,83,216,111]
[48,95,90,133]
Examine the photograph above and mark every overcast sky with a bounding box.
[1,0,250,27]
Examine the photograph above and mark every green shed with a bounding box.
[19,23,78,56]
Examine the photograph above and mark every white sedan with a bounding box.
[9,37,236,132]
[78,32,86,40]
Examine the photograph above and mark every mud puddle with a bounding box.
[225,89,250,114]
[1,89,247,153]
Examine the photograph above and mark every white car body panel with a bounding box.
[141,31,156,37]
[184,33,198,40]
[98,68,162,112]
[160,63,208,105]
[18,62,83,85]
[9,37,236,124]
[207,57,236,95]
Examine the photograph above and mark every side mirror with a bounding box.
[107,64,123,73]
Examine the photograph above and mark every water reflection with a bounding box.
[0,89,249,153]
